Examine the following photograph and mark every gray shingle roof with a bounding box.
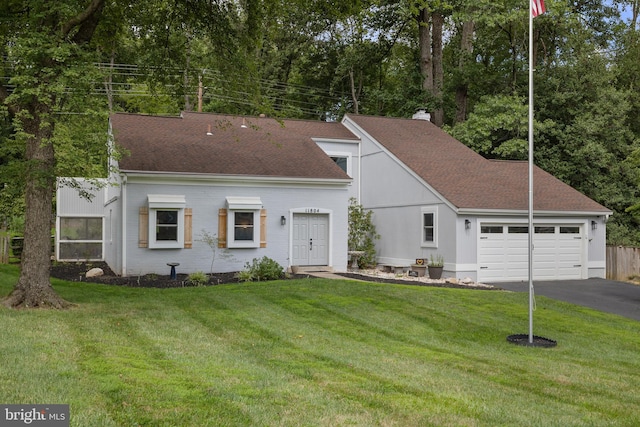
[346,114,610,213]
[111,112,356,180]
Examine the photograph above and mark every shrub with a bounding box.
[235,269,255,282]
[348,198,379,268]
[187,271,209,287]
[237,256,284,282]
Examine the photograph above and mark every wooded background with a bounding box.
[1,0,639,246]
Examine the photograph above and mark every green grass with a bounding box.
[1,264,639,426]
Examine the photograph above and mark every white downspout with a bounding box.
[121,174,127,277]
[357,139,362,202]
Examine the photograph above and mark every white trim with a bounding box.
[148,207,185,249]
[121,175,127,276]
[226,196,263,210]
[325,150,353,178]
[146,194,186,249]
[311,137,360,145]
[225,197,263,249]
[148,194,186,208]
[457,208,612,216]
[122,171,352,188]
[289,208,333,268]
[226,209,261,249]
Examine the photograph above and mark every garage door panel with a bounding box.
[479,223,584,282]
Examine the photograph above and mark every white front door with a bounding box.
[292,214,329,266]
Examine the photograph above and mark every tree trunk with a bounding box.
[455,20,475,123]
[431,12,444,127]
[349,68,360,114]
[418,8,433,94]
[105,50,115,111]
[3,112,71,309]
[184,31,192,111]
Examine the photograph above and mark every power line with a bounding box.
[2,59,346,116]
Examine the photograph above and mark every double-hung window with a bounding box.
[421,207,438,247]
[226,196,263,248]
[148,195,186,249]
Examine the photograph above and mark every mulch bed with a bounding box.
[50,262,496,290]
[50,262,238,288]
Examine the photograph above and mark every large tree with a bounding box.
[0,0,234,308]
[1,1,106,308]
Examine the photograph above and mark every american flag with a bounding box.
[532,0,546,17]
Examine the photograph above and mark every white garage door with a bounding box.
[478,224,584,282]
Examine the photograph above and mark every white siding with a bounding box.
[314,138,360,201]
[348,122,458,270]
[56,178,108,216]
[120,178,349,276]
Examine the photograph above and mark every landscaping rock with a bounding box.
[86,267,104,278]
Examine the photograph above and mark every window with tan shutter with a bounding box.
[139,196,192,249]
[218,207,267,248]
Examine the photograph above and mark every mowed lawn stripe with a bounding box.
[69,295,265,425]
[1,264,639,426]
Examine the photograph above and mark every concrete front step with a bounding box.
[292,266,334,274]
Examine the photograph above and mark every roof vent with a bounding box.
[412,108,431,121]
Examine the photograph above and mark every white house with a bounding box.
[56,111,611,282]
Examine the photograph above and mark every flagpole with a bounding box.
[508,1,556,348]
[528,0,535,345]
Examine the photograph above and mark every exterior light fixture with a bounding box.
[465,219,471,230]
[591,220,597,230]
[281,215,286,226]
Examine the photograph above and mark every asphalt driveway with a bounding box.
[495,278,640,321]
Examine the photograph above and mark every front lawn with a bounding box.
[1,264,638,426]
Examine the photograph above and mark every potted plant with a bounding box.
[428,254,444,279]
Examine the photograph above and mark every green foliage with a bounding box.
[234,269,255,283]
[448,95,529,159]
[429,254,444,267]
[187,271,209,287]
[237,256,284,282]
[348,198,379,268]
